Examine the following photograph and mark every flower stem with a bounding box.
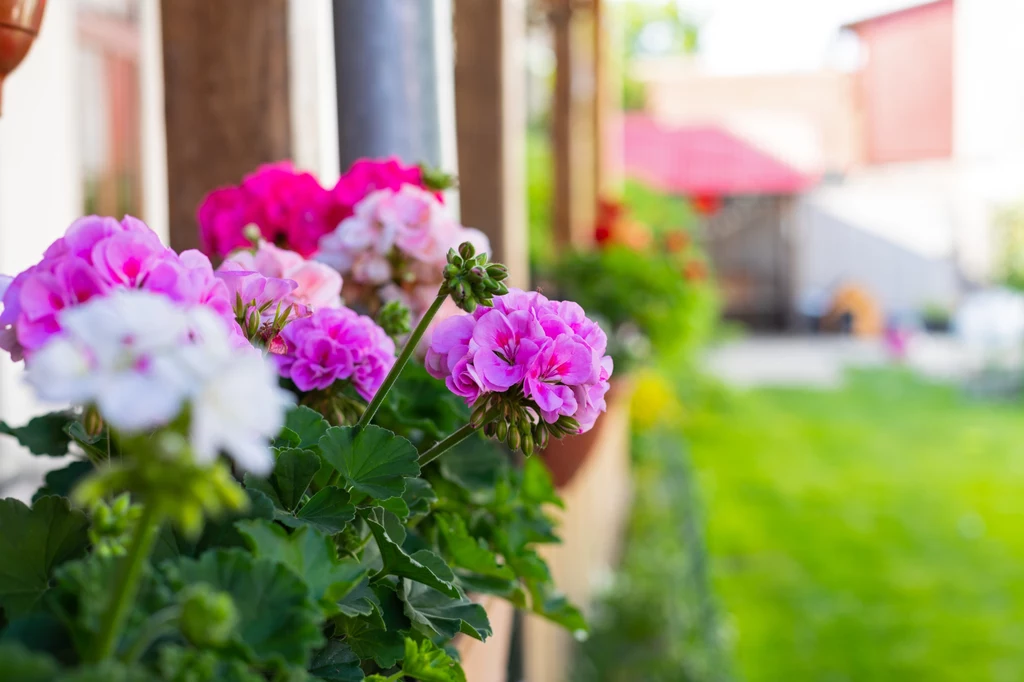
[418,422,482,467]
[356,291,447,431]
[122,605,181,663]
[93,502,163,661]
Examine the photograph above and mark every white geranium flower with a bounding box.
[24,289,292,474]
[190,348,291,476]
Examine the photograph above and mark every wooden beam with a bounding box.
[161,0,291,253]
[453,0,528,289]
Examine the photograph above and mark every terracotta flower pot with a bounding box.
[0,0,47,115]
[540,378,628,488]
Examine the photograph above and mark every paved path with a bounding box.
[704,334,969,388]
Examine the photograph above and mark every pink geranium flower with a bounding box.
[275,306,396,399]
[224,241,343,311]
[425,288,613,436]
[0,215,241,360]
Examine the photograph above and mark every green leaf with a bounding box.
[399,580,491,641]
[237,521,366,613]
[337,615,405,668]
[157,646,264,682]
[275,427,302,449]
[0,643,58,682]
[0,612,76,662]
[521,455,564,508]
[319,426,419,500]
[436,514,514,579]
[285,405,331,450]
[438,438,507,493]
[528,580,588,637]
[308,640,364,682]
[365,514,459,598]
[152,488,276,562]
[0,412,72,456]
[401,637,467,682]
[32,461,93,502]
[244,448,321,512]
[401,478,437,517]
[0,496,90,618]
[277,486,355,535]
[454,573,528,609]
[377,496,411,520]
[336,578,381,618]
[64,422,109,461]
[57,661,153,682]
[164,549,324,666]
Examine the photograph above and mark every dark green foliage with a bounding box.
[0,411,73,457]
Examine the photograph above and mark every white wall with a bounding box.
[0,1,82,498]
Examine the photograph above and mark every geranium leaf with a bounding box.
[0,643,59,682]
[528,580,588,638]
[436,513,514,579]
[275,427,302,449]
[277,486,355,535]
[152,488,275,562]
[237,521,366,613]
[244,448,321,512]
[319,426,419,500]
[521,456,564,508]
[336,615,405,668]
[157,646,264,682]
[364,514,459,598]
[0,412,72,457]
[164,549,324,666]
[308,640,364,682]
[1,612,76,662]
[336,578,381,618]
[285,405,331,450]
[377,496,411,520]
[0,496,90,618]
[32,460,94,502]
[402,478,437,517]
[400,637,467,682]
[455,573,528,608]
[399,580,491,641]
[438,438,507,493]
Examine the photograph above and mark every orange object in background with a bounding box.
[682,258,707,283]
[594,197,653,251]
[823,283,883,336]
[691,193,721,216]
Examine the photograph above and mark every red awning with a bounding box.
[622,114,815,196]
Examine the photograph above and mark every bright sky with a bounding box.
[617,0,934,75]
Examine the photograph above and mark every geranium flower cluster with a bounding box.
[24,289,291,474]
[197,158,441,260]
[425,288,613,436]
[0,216,238,361]
[275,306,396,400]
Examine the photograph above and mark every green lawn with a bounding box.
[686,370,1024,682]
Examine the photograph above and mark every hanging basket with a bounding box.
[0,0,47,114]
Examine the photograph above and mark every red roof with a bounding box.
[622,114,815,196]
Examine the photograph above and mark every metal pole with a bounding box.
[332,0,443,170]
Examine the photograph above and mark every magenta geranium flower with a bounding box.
[0,215,240,360]
[197,162,336,258]
[331,157,439,218]
[274,306,396,399]
[425,288,613,435]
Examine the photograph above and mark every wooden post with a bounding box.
[161,0,292,253]
[550,0,600,250]
[453,0,528,289]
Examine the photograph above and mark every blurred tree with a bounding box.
[613,0,699,111]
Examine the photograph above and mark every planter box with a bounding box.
[524,378,634,682]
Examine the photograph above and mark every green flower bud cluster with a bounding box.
[74,431,249,537]
[442,242,509,313]
[236,293,293,347]
[376,300,412,340]
[179,584,240,648]
[88,493,143,558]
[470,392,581,456]
[419,163,459,192]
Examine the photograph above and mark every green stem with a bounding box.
[418,422,482,467]
[325,292,448,489]
[357,292,448,431]
[92,502,163,661]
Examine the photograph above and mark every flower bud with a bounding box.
[463,298,478,314]
[496,420,508,442]
[180,584,239,648]
[83,406,104,438]
[446,248,461,266]
[444,263,460,278]
[242,224,262,247]
[458,241,476,260]
[507,426,521,451]
[522,431,535,457]
[484,421,496,438]
[486,264,509,281]
[376,300,411,339]
[536,427,550,451]
[467,267,485,284]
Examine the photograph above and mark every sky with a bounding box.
[619,0,935,75]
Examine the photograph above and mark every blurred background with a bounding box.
[3,0,1024,680]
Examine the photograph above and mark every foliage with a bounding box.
[538,245,717,373]
[0,356,578,680]
[995,201,1024,292]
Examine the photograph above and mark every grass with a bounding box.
[686,370,1024,682]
